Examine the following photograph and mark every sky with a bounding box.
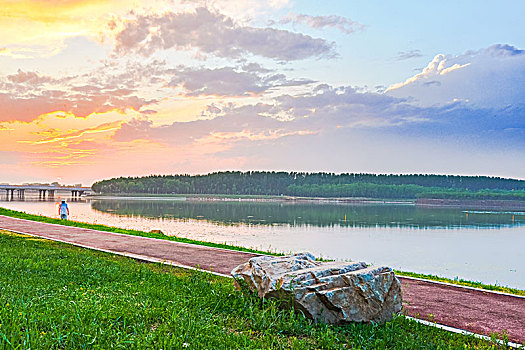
[1,0,524,185]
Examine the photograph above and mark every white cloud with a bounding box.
[395,49,423,61]
[7,69,56,85]
[277,12,364,34]
[168,65,314,96]
[113,7,336,61]
[113,83,423,147]
[0,65,159,122]
[386,44,525,108]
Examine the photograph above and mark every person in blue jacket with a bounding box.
[58,200,69,220]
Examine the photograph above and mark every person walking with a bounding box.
[58,200,69,220]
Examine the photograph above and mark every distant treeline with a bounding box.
[91,172,525,200]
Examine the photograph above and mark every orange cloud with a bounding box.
[0,0,146,52]
[0,47,31,59]
[0,90,154,123]
[0,115,122,170]
[19,122,122,145]
[202,129,316,143]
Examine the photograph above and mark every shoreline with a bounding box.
[416,198,525,210]
[87,193,525,211]
[86,193,416,204]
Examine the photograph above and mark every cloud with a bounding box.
[111,87,525,179]
[2,115,130,172]
[0,89,153,123]
[182,0,291,17]
[168,65,314,96]
[113,110,281,145]
[113,118,153,142]
[113,76,525,174]
[113,83,424,149]
[395,49,423,60]
[0,54,317,122]
[386,44,525,108]
[0,47,31,59]
[169,67,268,96]
[277,12,365,34]
[19,122,122,146]
[113,7,336,61]
[0,59,165,122]
[0,0,128,54]
[7,69,54,84]
[0,86,154,123]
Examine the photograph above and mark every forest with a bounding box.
[91,172,525,200]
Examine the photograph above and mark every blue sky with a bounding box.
[284,0,525,86]
[0,0,524,184]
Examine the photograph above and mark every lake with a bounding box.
[1,195,524,289]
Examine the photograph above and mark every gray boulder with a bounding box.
[231,253,402,324]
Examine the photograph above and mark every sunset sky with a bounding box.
[1,0,525,185]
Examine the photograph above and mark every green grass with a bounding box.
[0,230,517,349]
[395,271,525,297]
[1,206,524,297]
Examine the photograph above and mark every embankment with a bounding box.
[417,198,525,210]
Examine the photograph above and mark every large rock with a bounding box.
[231,253,402,324]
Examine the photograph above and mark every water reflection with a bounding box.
[90,198,525,229]
[0,194,85,202]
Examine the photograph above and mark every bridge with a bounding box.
[0,185,91,199]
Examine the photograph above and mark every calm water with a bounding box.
[1,195,524,289]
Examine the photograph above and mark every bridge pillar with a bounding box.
[48,190,55,197]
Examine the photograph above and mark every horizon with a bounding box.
[1,0,525,184]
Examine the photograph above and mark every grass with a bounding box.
[395,271,525,297]
[0,230,517,349]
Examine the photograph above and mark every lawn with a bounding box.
[0,230,513,349]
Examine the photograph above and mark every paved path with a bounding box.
[1,215,523,345]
